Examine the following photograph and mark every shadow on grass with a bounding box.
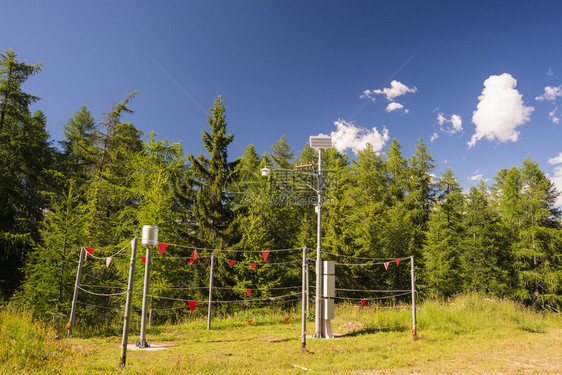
[336,325,410,338]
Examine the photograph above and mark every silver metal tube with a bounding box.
[411,256,417,341]
[314,149,324,338]
[67,247,85,338]
[207,255,214,330]
[137,245,152,347]
[302,246,307,351]
[120,237,137,366]
[305,259,310,315]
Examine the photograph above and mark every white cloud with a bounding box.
[547,68,554,77]
[331,119,389,154]
[430,132,438,142]
[468,170,484,181]
[468,73,534,148]
[386,102,405,112]
[535,85,562,102]
[550,106,560,124]
[549,152,562,165]
[362,80,417,101]
[437,113,463,134]
[549,153,562,206]
[360,90,376,102]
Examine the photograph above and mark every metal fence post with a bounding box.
[120,237,137,366]
[302,246,307,352]
[67,246,85,338]
[137,245,152,347]
[411,255,417,341]
[207,254,214,330]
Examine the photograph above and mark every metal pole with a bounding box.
[67,247,85,338]
[305,256,310,315]
[120,237,137,366]
[314,149,324,338]
[302,246,307,352]
[411,256,417,341]
[137,245,152,347]
[207,255,214,330]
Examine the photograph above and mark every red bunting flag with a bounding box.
[247,289,252,296]
[158,243,168,256]
[248,320,253,324]
[285,317,290,323]
[395,258,400,267]
[188,300,197,313]
[192,249,198,260]
[251,264,255,271]
[361,299,366,306]
[384,262,389,270]
[262,251,269,262]
[86,247,94,258]
[66,321,70,330]
[106,257,112,268]
[141,256,146,265]
[189,257,194,265]
[230,260,235,268]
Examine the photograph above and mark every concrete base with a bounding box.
[127,344,169,351]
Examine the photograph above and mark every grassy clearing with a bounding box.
[1,294,561,374]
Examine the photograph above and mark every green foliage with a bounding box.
[0,304,72,372]
[0,52,559,317]
[0,51,53,300]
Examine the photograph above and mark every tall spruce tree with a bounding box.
[407,138,436,266]
[461,181,510,296]
[0,51,53,299]
[421,168,464,298]
[188,95,237,248]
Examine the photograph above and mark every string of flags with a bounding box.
[383,258,401,270]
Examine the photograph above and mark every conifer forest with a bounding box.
[1,49,561,325]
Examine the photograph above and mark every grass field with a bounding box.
[1,294,561,374]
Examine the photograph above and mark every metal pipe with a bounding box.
[207,255,214,330]
[137,245,152,347]
[411,255,417,341]
[314,149,324,338]
[120,237,137,366]
[67,247,85,338]
[302,246,307,351]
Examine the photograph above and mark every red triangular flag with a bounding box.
[106,257,112,268]
[361,299,366,306]
[188,300,197,313]
[250,263,255,271]
[230,260,235,268]
[384,262,389,270]
[189,257,194,265]
[248,320,253,324]
[396,258,400,267]
[66,321,70,330]
[158,243,167,255]
[192,249,197,260]
[262,251,269,262]
[285,317,290,323]
[86,247,94,256]
[141,256,146,265]
[247,289,252,296]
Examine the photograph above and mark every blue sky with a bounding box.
[2,0,562,204]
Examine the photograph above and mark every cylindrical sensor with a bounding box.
[141,225,158,246]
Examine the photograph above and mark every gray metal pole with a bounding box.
[305,256,310,315]
[137,245,152,347]
[411,256,417,341]
[120,237,138,366]
[302,246,307,351]
[314,149,324,338]
[67,247,85,338]
[207,255,214,330]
